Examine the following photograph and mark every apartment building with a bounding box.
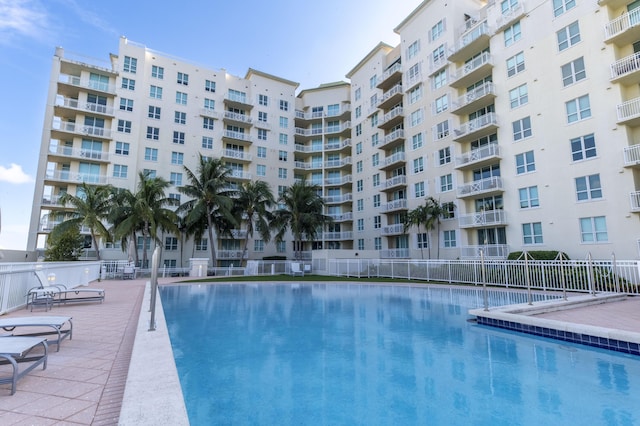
[28,0,640,263]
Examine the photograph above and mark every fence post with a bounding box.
[587,252,596,296]
[149,247,160,331]
[612,252,620,293]
[525,251,532,305]
[557,252,567,301]
[481,249,489,311]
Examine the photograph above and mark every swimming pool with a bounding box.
[160,283,640,425]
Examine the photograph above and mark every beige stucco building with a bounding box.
[28,0,640,264]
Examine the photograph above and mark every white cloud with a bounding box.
[0,0,50,43]
[0,163,33,183]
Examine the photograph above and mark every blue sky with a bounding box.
[0,0,421,250]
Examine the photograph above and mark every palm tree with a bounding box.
[233,180,275,266]
[273,179,332,260]
[52,182,114,260]
[405,196,455,259]
[403,204,432,259]
[178,155,235,267]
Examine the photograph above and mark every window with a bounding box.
[443,230,456,248]
[117,120,131,133]
[355,88,361,101]
[253,239,263,252]
[177,72,189,86]
[373,173,380,187]
[171,152,184,165]
[409,85,423,104]
[522,223,543,245]
[258,129,267,141]
[504,22,522,47]
[411,109,423,126]
[356,180,363,192]
[561,57,586,87]
[356,160,363,173]
[176,91,187,105]
[509,84,528,108]
[277,241,286,253]
[173,131,185,144]
[257,146,267,158]
[168,193,181,203]
[279,133,288,145]
[553,0,575,16]
[413,157,424,174]
[371,112,379,127]
[258,94,268,106]
[115,142,129,155]
[280,100,289,111]
[356,142,363,155]
[440,174,453,192]
[204,98,215,111]
[580,216,608,243]
[175,111,186,124]
[373,196,381,208]
[357,218,365,232]
[515,150,535,174]
[279,117,288,128]
[519,186,539,208]
[358,239,365,251]
[355,105,362,119]
[202,136,213,149]
[431,19,445,41]
[165,237,178,251]
[571,134,596,161]
[371,133,379,147]
[278,168,287,179]
[369,75,377,89]
[506,52,525,77]
[557,21,580,51]
[432,70,447,89]
[148,106,161,119]
[258,111,268,123]
[575,174,602,201]
[408,62,421,81]
[151,65,164,79]
[434,95,448,114]
[205,80,216,92]
[113,164,128,178]
[278,150,288,162]
[256,164,266,176]
[412,133,424,150]
[372,153,380,167]
[143,169,156,178]
[512,117,532,141]
[196,238,208,251]
[434,120,449,140]
[119,98,133,111]
[150,85,162,99]
[355,124,362,136]
[415,181,425,198]
[357,199,364,211]
[144,148,158,161]
[374,237,382,250]
[566,95,591,123]
[407,40,420,59]
[203,117,215,130]
[117,78,136,93]
[438,147,451,165]
[146,126,159,140]
[443,203,455,219]
[417,233,429,249]
[170,172,182,186]
[501,0,518,14]
[123,56,137,73]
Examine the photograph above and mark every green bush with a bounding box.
[507,250,569,260]
[263,255,287,261]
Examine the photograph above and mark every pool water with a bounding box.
[160,284,640,425]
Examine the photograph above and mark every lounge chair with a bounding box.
[290,262,304,277]
[0,316,72,352]
[29,271,105,308]
[0,336,48,395]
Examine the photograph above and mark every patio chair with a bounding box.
[290,262,304,277]
[30,271,105,307]
[0,316,72,352]
[0,336,48,395]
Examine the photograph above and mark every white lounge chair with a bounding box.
[0,336,48,395]
[30,271,105,308]
[0,316,72,352]
[290,262,304,277]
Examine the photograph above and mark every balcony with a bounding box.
[610,53,640,85]
[323,231,354,240]
[45,170,109,185]
[294,109,324,122]
[58,74,116,95]
[325,104,351,120]
[452,112,499,142]
[450,82,496,116]
[459,245,509,259]
[48,145,110,163]
[616,97,640,126]
[223,111,253,126]
[381,175,407,191]
[458,210,507,228]
[200,108,221,119]
[377,108,404,130]
[325,138,352,152]
[328,212,353,222]
[41,194,64,208]
[217,250,248,260]
[293,161,317,171]
[457,176,504,198]
[449,52,493,89]
[379,152,406,171]
[380,248,409,259]
[631,191,640,212]
[377,84,404,110]
[228,170,252,181]
[381,199,408,213]
[223,93,253,109]
[324,193,352,204]
[222,130,253,144]
[604,9,640,46]
[54,97,115,117]
[448,21,491,63]
[51,121,112,140]
[325,121,351,136]
[324,157,352,169]
[295,126,325,139]
[221,149,252,162]
[598,0,628,7]
[492,2,526,33]
[324,175,352,186]
[379,129,405,150]
[229,229,248,239]
[623,144,640,167]
[454,144,501,170]
[381,223,405,236]
[377,62,403,90]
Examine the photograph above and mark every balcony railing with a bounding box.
[325,157,352,168]
[52,121,112,139]
[217,250,248,260]
[223,111,252,124]
[623,144,640,166]
[48,145,110,162]
[451,81,495,113]
[381,199,408,213]
[381,129,405,147]
[604,8,640,41]
[222,149,252,161]
[616,97,640,124]
[459,245,509,259]
[200,108,221,119]
[328,212,353,222]
[325,122,351,134]
[610,53,640,81]
[59,74,116,94]
[229,170,252,180]
[630,191,640,211]
[377,84,403,109]
[380,152,406,168]
[56,97,115,116]
[380,248,410,259]
[449,52,492,87]
[449,21,490,60]
[381,223,405,236]
[325,138,352,151]
[458,210,507,228]
[322,231,354,240]
[494,2,526,32]
[325,175,352,186]
[455,144,500,168]
[324,193,352,204]
[383,175,407,189]
[45,170,109,185]
[378,108,404,128]
[453,112,498,141]
[41,195,64,207]
[378,62,403,88]
[457,176,504,198]
[223,130,253,143]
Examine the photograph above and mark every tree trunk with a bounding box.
[207,215,216,272]
[91,231,101,261]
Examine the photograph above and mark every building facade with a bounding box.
[28,0,640,263]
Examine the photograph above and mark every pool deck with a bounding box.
[0,279,638,425]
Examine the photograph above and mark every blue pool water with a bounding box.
[160,284,640,425]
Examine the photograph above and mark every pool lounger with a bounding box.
[0,316,72,352]
[30,271,105,310]
[0,336,48,395]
